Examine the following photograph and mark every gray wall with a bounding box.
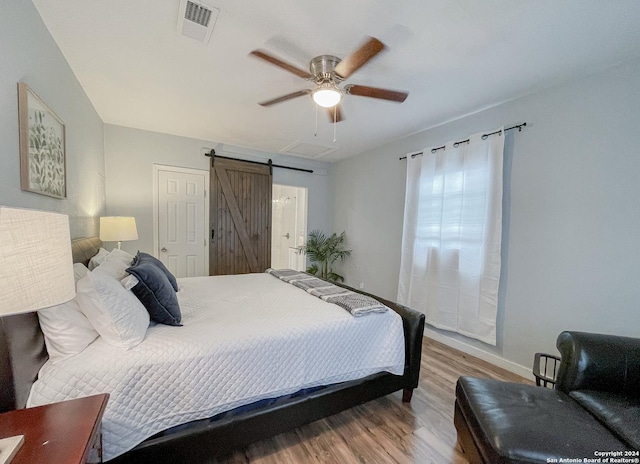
[333,57,640,371]
[104,124,333,256]
[0,0,105,237]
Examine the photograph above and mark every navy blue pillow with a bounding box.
[134,252,179,292]
[127,260,182,326]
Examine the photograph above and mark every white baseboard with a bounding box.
[423,326,535,381]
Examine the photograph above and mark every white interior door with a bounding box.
[155,166,208,277]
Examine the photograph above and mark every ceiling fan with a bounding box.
[250,37,409,123]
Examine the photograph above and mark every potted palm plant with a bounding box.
[303,230,351,282]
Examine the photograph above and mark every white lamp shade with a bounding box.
[0,206,75,316]
[100,216,138,242]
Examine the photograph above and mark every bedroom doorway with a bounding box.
[271,184,307,271]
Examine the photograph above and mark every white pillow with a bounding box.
[121,274,139,290]
[38,297,99,364]
[88,247,109,270]
[76,271,149,349]
[73,263,89,283]
[93,249,134,280]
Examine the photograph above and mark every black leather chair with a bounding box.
[454,331,640,464]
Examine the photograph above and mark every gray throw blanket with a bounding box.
[265,268,309,283]
[266,268,388,316]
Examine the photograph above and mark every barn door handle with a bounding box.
[211,229,215,241]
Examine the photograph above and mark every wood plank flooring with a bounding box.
[219,337,532,464]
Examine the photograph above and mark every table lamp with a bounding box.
[0,206,75,462]
[99,216,138,250]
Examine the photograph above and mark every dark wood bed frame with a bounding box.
[0,237,425,463]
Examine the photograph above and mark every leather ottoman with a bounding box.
[454,376,630,464]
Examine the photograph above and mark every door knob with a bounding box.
[160,247,167,252]
[282,233,290,239]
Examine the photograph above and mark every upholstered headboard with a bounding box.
[71,236,103,266]
[0,236,102,413]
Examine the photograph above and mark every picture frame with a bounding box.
[18,82,67,199]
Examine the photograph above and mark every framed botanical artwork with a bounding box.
[18,82,66,198]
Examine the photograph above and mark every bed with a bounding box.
[0,237,425,463]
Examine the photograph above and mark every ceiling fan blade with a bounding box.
[259,89,311,107]
[327,105,344,123]
[250,50,312,79]
[334,37,385,79]
[345,84,408,102]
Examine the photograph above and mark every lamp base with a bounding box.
[0,435,24,464]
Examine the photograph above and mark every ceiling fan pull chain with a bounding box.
[333,109,337,143]
[314,104,318,137]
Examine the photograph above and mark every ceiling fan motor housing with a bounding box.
[310,55,342,83]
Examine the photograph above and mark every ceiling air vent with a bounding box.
[279,141,337,159]
[185,2,212,26]
[177,0,219,44]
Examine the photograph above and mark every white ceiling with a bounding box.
[32,0,640,162]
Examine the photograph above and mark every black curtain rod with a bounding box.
[205,150,314,173]
[399,122,527,160]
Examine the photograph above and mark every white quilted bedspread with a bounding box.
[28,273,405,461]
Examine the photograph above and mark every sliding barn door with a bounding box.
[210,157,272,275]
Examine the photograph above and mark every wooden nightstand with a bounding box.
[0,393,108,464]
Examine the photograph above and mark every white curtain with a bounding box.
[397,129,504,345]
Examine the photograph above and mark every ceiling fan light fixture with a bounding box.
[312,84,342,108]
